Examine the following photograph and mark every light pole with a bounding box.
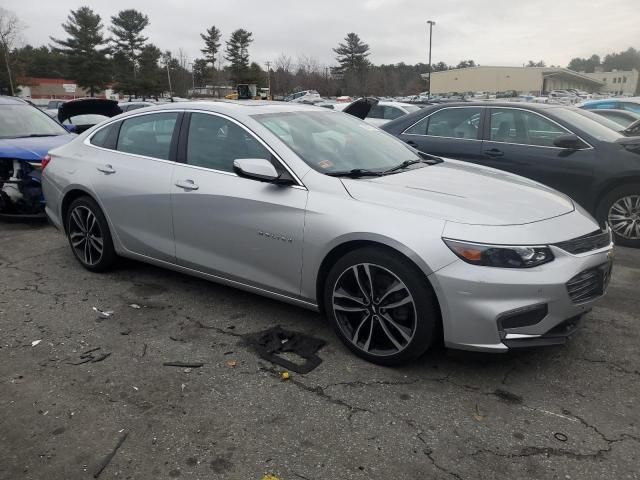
[426,20,436,100]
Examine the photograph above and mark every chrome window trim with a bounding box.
[401,105,595,150]
[401,106,484,140]
[485,106,594,150]
[84,108,307,190]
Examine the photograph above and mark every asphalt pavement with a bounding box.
[1,222,638,480]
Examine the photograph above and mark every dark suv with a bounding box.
[381,102,640,247]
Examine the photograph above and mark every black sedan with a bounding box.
[381,102,640,247]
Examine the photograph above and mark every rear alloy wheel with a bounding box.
[66,197,116,271]
[324,248,439,365]
[598,184,640,248]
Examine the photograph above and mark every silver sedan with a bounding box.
[42,101,614,365]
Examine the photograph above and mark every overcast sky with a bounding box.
[3,0,638,69]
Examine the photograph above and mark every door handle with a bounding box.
[175,179,199,191]
[485,148,504,158]
[97,164,116,174]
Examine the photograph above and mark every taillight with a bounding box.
[41,154,51,170]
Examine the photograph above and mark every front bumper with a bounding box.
[429,243,613,352]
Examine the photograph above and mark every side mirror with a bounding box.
[233,158,280,182]
[63,124,77,133]
[553,134,583,150]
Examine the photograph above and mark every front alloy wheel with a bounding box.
[324,247,439,365]
[332,263,417,356]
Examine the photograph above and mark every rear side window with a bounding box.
[368,105,385,119]
[90,122,119,149]
[116,113,178,160]
[186,113,271,173]
[383,106,404,120]
[490,108,569,147]
[621,102,640,114]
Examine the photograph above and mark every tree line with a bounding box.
[1,6,640,99]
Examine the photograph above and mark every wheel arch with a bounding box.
[593,175,640,214]
[60,188,100,233]
[314,238,440,320]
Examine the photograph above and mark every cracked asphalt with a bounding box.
[1,222,639,480]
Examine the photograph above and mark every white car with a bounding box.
[284,90,322,103]
[362,102,422,127]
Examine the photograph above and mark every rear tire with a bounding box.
[65,196,117,272]
[323,247,439,366]
[596,184,640,248]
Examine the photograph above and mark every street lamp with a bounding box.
[426,20,436,100]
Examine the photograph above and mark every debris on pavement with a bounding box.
[225,360,238,368]
[129,304,142,309]
[243,326,326,374]
[67,347,112,365]
[92,307,113,319]
[163,361,204,368]
[473,404,485,422]
[554,432,568,442]
[261,475,281,480]
[93,430,128,478]
[280,371,290,380]
[31,340,42,347]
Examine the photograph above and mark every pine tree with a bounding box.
[200,26,221,64]
[50,7,110,96]
[333,33,370,72]
[109,9,149,84]
[225,29,253,83]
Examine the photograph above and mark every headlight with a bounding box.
[443,239,554,268]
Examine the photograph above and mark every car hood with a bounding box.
[341,160,575,226]
[0,134,75,162]
[58,98,122,123]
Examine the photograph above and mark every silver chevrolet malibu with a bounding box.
[42,101,614,365]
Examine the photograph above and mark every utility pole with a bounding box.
[265,61,272,99]
[166,63,172,98]
[426,20,436,100]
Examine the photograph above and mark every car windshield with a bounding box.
[553,107,623,141]
[0,104,68,139]
[253,110,421,174]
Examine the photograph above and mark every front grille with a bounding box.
[566,263,612,303]
[554,229,612,255]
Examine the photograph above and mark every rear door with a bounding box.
[480,107,596,206]
[396,106,485,161]
[86,111,181,262]
[170,111,308,297]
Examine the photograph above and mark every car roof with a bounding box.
[582,97,640,105]
[0,96,29,105]
[135,100,328,115]
[378,101,418,108]
[420,101,567,111]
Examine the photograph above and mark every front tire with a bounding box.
[65,196,117,272]
[323,247,439,366]
[597,184,640,248]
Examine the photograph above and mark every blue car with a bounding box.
[578,97,640,115]
[0,96,76,218]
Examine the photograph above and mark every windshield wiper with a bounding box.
[325,169,383,178]
[382,152,444,175]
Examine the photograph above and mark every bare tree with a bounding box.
[0,7,24,95]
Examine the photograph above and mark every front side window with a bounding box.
[186,113,271,172]
[116,113,178,160]
[490,108,569,147]
[426,108,482,139]
[254,110,421,174]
